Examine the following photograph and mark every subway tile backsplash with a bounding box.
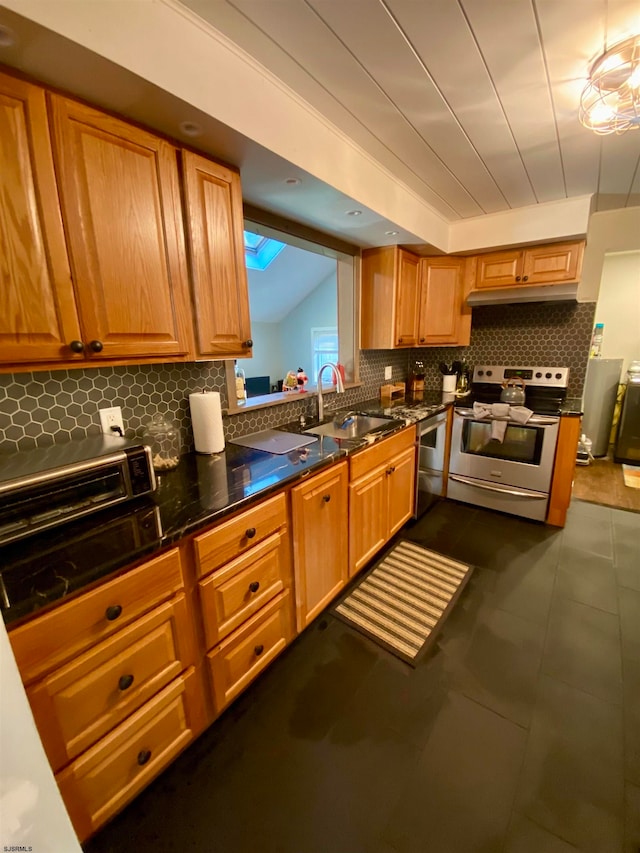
[0,301,595,454]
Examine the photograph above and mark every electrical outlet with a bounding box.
[384,366,392,380]
[99,406,124,436]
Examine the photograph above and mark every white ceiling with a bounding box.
[181,0,640,220]
[247,245,335,322]
[1,0,638,251]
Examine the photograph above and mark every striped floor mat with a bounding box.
[333,540,474,664]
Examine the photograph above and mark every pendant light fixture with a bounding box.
[579,34,640,134]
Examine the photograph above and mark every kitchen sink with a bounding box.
[304,413,400,441]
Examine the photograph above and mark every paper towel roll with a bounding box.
[189,391,225,454]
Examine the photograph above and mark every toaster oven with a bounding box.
[0,436,156,545]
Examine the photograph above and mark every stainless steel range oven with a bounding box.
[447,365,569,521]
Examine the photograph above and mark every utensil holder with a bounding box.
[442,374,456,393]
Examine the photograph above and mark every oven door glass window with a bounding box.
[461,420,545,465]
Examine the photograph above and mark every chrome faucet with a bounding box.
[316,362,344,421]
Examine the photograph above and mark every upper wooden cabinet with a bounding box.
[0,72,81,364]
[475,241,585,290]
[418,256,472,346]
[181,151,252,359]
[48,95,193,362]
[361,246,471,349]
[361,246,420,348]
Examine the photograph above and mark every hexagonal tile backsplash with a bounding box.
[0,301,595,454]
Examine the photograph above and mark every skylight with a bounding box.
[244,230,286,270]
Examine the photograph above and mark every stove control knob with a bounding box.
[555,372,562,380]
[545,372,552,379]
[535,372,542,379]
[486,370,492,377]
[477,370,484,377]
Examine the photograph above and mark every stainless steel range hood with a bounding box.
[466,283,579,306]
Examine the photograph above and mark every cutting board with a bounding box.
[229,429,318,455]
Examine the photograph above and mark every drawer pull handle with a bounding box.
[137,749,152,766]
[323,494,331,503]
[245,527,256,539]
[105,604,122,621]
[118,674,134,691]
[254,644,264,656]
[249,581,260,593]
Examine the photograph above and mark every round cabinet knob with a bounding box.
[419,338,425,343]
[515,275,521,282]
[523,275,529,281]
[118,674,134,691]
[249,581,260,593]
[242,339,254,348]
[322,494,331,503]
[105,604,122,621]
[254,644,264,656]
[89,340,103,352]
[137,749,152,766]
[69,340,85,353]
[245,527,256,539]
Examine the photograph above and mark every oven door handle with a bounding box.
[454,410,558,427]
[449,473,548,499]
[419,417,447,436]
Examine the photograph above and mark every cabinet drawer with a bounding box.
[194,492,287,578]
[57,669,198,842]
[207,591,293,712]
[28,595,194,772]
[350,426,416,482]
[9,548,184,685]
[199,530,289,648]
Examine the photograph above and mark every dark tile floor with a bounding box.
[84,498,640,853]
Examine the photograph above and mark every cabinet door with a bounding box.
[394,250,420,346]
[475,249,522,289]
[418,257,465,344]
[0,73,81,365]
[291,462,348,631]
[349,464,387,578]
[181,151,252,358]
[522,241,584,284]
[48,95,192,360]
[386,446,416,537]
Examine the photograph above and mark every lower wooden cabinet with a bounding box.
[57,669,204,841]
[349,427,416,577]
[290,462,349,631]
[207,591,294,712]
[27,594,194,772]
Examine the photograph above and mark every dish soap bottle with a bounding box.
[142,413,181,472]
[235,361,246,401]
[590,323,604,358]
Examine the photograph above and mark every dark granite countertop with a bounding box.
[560,398,583,416]
[1,402,429,627]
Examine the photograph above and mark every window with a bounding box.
[311,328,339,384]
[225,211,359,412]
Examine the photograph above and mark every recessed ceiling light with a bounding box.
[346,209,362,216]
[284,177,301,186]
[385,230,399,236]
[0,26,16,48]
[179,120,202,137]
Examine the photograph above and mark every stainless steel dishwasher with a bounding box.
[414,409,448,519]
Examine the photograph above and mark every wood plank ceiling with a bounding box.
[181,0,640,221]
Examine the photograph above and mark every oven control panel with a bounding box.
[472,366,569,389]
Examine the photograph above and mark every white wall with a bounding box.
[280,273,337,381]
[245,322,283,388]
[580,207,640,302]
[0,623,81,851]
[593,251,640,376]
